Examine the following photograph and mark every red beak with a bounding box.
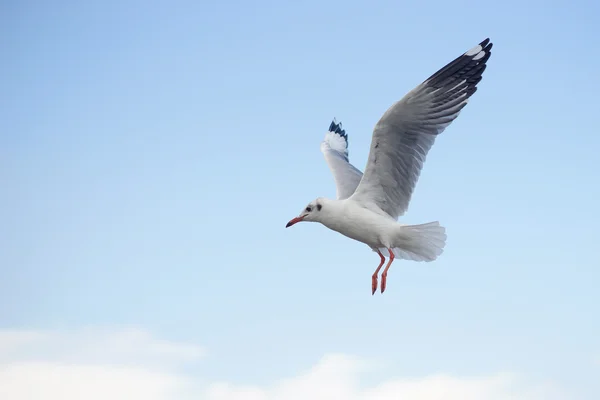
[286,216,305,228]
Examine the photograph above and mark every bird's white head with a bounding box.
[286,198,327,228]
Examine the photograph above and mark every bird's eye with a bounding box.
[305,206,312,212]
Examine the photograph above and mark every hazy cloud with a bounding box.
[205,353,566,400]
[0,328,567,400]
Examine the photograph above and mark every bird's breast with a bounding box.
[321,204,394,248]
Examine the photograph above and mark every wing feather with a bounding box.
[320,119,363,200]
[350,39,493,219]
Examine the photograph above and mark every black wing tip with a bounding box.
[477,38,493,54]
[465,37,493,62]
[425,37,493,88]
[329,118,347,138]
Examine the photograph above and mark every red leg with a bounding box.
[371,250,386,295]
[380,249,395,293]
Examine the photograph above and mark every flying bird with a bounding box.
[286,38,493,294]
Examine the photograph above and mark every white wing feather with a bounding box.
[320,120,363,200]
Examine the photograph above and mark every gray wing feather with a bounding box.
[320,120,363,200]
[350,38,493,219]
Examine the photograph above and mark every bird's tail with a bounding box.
[379,221,447,262]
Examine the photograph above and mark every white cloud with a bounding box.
[204,354,566,400]
[0,328,568,400]
[0,362,184,400]
[0,327,203,367]
[0,327,202,400]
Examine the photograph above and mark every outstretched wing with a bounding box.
[320,119,364,200]
[350,38,493,219]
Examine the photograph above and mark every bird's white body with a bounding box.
[306,198,446,262]
[316,198,396,248]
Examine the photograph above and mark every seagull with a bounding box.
[286,38,493,294]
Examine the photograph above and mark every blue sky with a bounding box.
[1,0,599,398]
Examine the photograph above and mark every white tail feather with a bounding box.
[378,221,446,262]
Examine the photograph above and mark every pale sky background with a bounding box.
[1,0,600,399]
